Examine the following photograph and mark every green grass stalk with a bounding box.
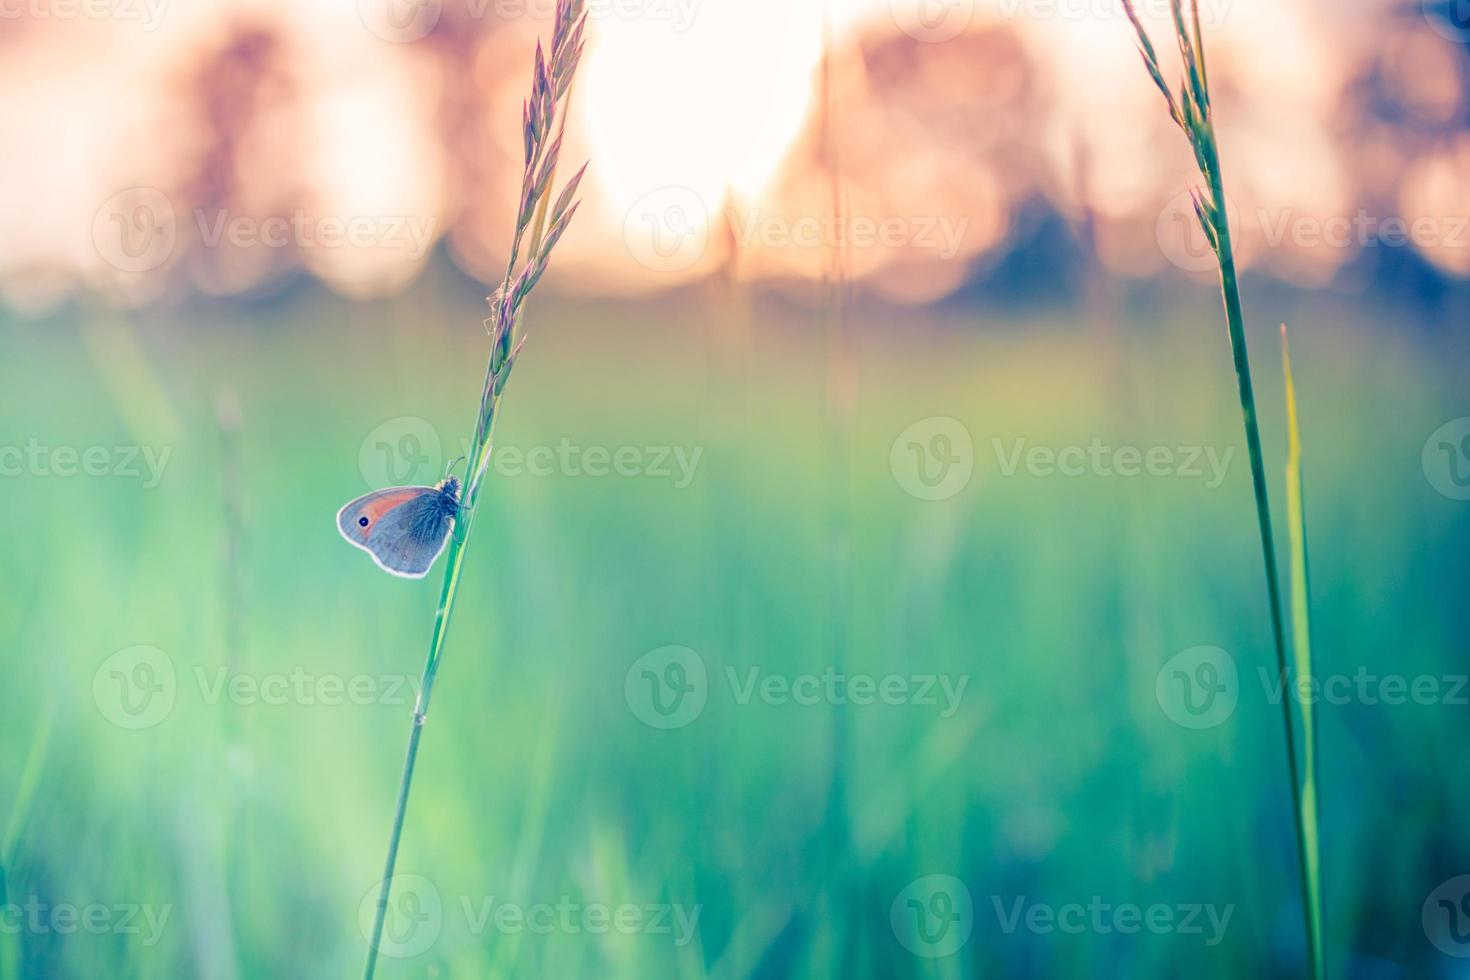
[1214,160,1319,980]
[1121,4,1322,977]
[360,6,589,977]
[1283,324,1324,977]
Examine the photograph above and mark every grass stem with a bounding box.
[1121,4,1323,975]
[1214,200,1319,980]
[360,6,588,976]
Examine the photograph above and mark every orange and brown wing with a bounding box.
[337,486,456,579]
[337,487,428,547]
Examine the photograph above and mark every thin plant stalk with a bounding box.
[361,6,589,977]
[1215,166,1318,980]
[1283,324,1324,978]
[1121,3,1322,977]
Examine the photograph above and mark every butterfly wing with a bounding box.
[338,487,423,547]
[337,487,455,579]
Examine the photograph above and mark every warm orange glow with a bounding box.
[0,0,1464,310]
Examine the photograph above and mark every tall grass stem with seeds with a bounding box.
[1121,3,1322,977]
[360,5,589,977]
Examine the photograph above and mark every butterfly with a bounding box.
[336,476,461,579]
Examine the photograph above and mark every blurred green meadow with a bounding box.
[1,271,1467,978]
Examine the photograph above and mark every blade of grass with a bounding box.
[1282,323,1324,978]
[1209,111,1323,980]
[360,5,589,977]
[1119,4,1321,976]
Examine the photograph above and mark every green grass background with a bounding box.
[0,270,1466,978]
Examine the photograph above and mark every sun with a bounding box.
[580,0,829,225]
